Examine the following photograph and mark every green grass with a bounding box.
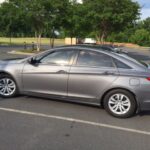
[19,48,46,53]
[0,37,65,45]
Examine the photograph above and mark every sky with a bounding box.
[0,0,149,20]
[136,0,150,19]
[0,0,4,3]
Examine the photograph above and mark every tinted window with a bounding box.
[76,51,114,67]
[113,59,132,69]
[40,50,74,65]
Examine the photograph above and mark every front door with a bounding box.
[22,49,75,97]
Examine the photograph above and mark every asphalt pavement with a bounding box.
[0,45,150,150]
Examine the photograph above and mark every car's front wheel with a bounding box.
[104,89,137,118]
[0,74,18,98]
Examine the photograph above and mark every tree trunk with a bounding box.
[51,37,55,48]
[100,32,105,44]
[35,32,41,52]
[9,37,12,45]
[96,33,100,44]
[100,21,108,45]
[100,30,107,44]
[50,37,55,48]
[71,37,72,45]
[9,33,12,45]
[50,28,55,48]
[35,32,39,51]
[39,33,41,51]
[50,37,52,47]
[50,30,52,47]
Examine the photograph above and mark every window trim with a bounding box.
[112,58,133,70]
[38,49,77,66]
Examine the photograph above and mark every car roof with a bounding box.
[58,44,115,52]
[56,45,146,70]
[60,44,111,49]
[56,44,120,60]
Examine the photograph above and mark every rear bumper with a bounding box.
[136,81,150,111]
[137,89,150,111]
[140,100,150,111]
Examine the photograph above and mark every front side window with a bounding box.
[76,51,114,67]
[40,50,74,65]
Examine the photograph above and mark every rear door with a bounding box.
[68,50,119,103]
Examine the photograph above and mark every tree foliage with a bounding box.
[108,17,150,46]
[130,29,150,46]
[0,0,70,50]
[0,0,148,48]
[83,0,140,42]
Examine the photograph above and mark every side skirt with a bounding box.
[22,91,101,107]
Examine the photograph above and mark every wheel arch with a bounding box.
[0,71,19,90]
[0,71,20,97]
[0,71,14,78]
[100,87,138,108]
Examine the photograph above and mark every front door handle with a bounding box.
[57,70,67,74]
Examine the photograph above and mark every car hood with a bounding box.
[0,58,25,65]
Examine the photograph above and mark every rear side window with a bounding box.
[76,51,114,67]
[113,58,132,69]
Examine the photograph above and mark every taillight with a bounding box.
[146,77,150,81]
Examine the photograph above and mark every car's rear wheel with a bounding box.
[0,74,18,98]
[103,89,137,118]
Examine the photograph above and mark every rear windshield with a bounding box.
[118,54,147,69]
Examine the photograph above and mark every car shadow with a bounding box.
[24,95,101,109]
[1,95,150,117]
[138,111,150,117]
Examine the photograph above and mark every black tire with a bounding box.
[103,89,137,118]
[0,74,18,98]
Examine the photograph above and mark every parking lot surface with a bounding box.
[0,46,150,150]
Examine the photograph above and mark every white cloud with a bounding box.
[77,0,82,3]
[0,0,5,3]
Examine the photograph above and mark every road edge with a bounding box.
[8,50,34,56]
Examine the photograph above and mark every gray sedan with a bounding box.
[0,45,150,118]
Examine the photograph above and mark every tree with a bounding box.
[44,0,70,47]
[64,1,90,44]
[18,0,54,51]
[0,1,28,43]
[0,0,146,47]
[131,18,150,33]
[83,0,140,43]
[3,0,70,51]
[130,29,150,46]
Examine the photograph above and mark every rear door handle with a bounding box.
[57,70,67,74]
[102,71,115,75]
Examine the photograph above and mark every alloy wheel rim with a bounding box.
[0,78,16,96]
[108,94,131,115]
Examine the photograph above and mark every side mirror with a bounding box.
[28,57,38,65]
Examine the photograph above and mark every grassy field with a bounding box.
[0,37,65,45]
